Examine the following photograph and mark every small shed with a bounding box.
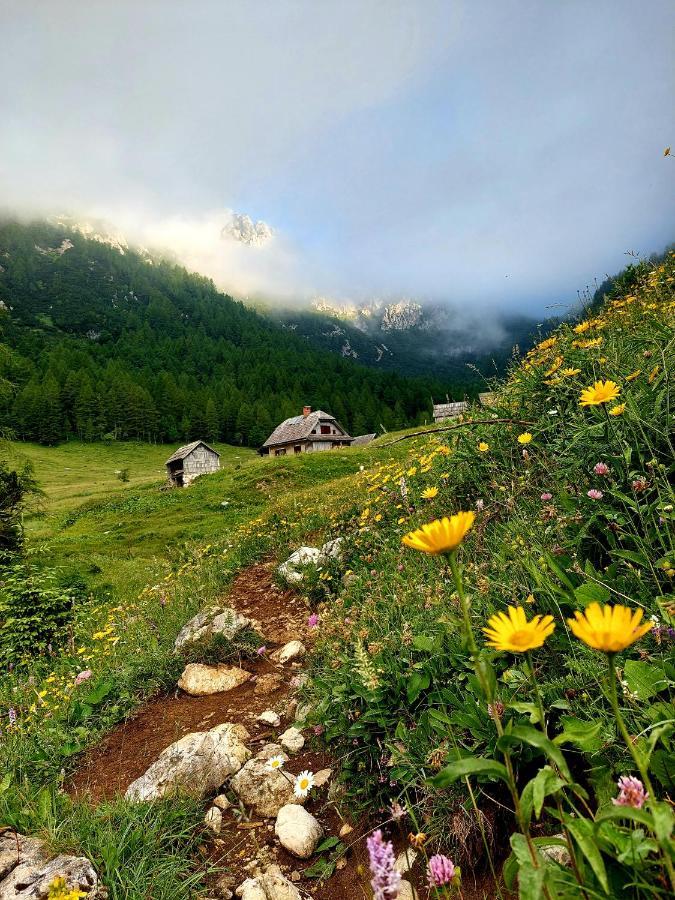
[165,440,220,487]
[433,401,468,422]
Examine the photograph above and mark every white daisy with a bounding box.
[294,770,315,799]
[267,755,285,772]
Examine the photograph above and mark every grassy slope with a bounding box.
[2,252,674,897]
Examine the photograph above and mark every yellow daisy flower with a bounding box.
[609,403,625,416]
[421,487,439,499]
[483,606,555,652]
[567,603,652,653]
[574,321,592,334]
[517,432,533,444]
[561,368,581,377]
[625,370,641,382]
[579,380,620,407]
[478,442,489,453]
[402,511,475,555]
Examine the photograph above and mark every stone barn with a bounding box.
[432,400,469,422]
[165,440,220,487]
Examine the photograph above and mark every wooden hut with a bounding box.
[260,406,353,457]
[165,440,220,487]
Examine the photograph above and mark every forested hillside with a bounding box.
[0,220,457,446]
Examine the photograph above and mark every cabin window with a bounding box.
[276,448,286,456]
[320,425,331,434]
[294,445,301,454]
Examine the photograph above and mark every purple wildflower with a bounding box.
[313,724,324,735]
[307,613,319,628]
[390,801,406,821]
[540,492,553,501]
[613,775,648,809]
[587,489,604,500]
[593,462,610,476]
[367,829,401,900]
[256,645,267,656]
[428,853,456,888]
[74,669,92,686]
[8,707,17,726]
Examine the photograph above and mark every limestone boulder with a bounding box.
[279,727,304,753]
[178,663,250,696]
[277,641,305,665]
[175,607,250,651]
[0,832,99,898]
[125,722,250,802]
[274,804,323,859]
[229,744,299,818]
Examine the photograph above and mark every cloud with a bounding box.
[222,213,273,247]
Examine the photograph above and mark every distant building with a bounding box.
[432,400,468,422]
[165,440,220,487]
[352,433,377,446]
[479,391,497,407]
[260,406,353,457]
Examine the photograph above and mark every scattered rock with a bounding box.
[0,832,99,898]
[279,727,304,753]
[398,879,418,900]
[254,674,285,696]
[258,711,281,727]
[312,768,332,788]
[321,537,343,558]
[395,847,418,874]
[213,794,232,811]
[229,744,299,818]
[175,607,250,651]
[338,823,353,838]
[212,872,235,898]
[126,723,250,802]
[540,835,571,867]
[277,641,305,664]
[274,805,323,859]
[204,806,223,834]
[278,547,322,585]
[294,703,312,724]
[259,866,302,899]
[178,663,250,696]
[235,879,267,900]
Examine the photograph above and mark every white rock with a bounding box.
[0,832,99,898]
[540,835,571,867]
[278,641,305,664]
[312,768,332,788]
[229,744,299,817]
[235,878,267,900]
[395,847,418,874]
[213,794,232,811]
[175,607,250,650]
[338,823,353,838]
[320,537,344,558]
[259,866,302,900]
[204,806,223,834]
[398,879,418,900]
[178,663,250,696]
[126,723,250,802]
[274,804,323,859]
[258,710,281,727]
[279,727,304,753]
[277,547,322,584]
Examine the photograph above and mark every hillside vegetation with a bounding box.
[0,250,673,898]
[0,219,454,446]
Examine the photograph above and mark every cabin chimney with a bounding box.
[303,405,311,417]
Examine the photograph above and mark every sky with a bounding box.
[1,0,673,315]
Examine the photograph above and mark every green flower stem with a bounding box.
[607,654,675,891]
[447,552,551,893]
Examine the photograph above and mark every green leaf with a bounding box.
[509,701,542,725]
[406,671,430,703]
[508,833,546,900]
[650,750,675,791]
[565,816,609,894]
[82,679,114,706]
[315,836,341,853]
[574,582,611,605]
[429,756,509,787]
[595,803,654,831]
[497,725,571,781]
[610,548,649,567]
[623,659,667,700]
[650,801,674,843]
[554,716,604,753]
[0,773,11,794]
[412,634,436,652]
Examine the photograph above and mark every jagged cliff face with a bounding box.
[311,297,427,333]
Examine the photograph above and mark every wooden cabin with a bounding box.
[165,440,220,486]
[260,406,353,457]
[432,400,468,422]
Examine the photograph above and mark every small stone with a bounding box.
[259,865,302,899]
[279,727,304,753]
[213,794,232,811]
[278,641,306,664]
[335,857,347,870]
[290,871,301,882]
[398,879,418,900]
[338,823,353,838]
[294,703,312,724]
[312,768,332,788]
[254,673,285,696]
[229,744,299,817]
[395,847,418,874]
[275,804,323,859]
[235,879,267,900]
[541,835,571,867]
[258,710,281,727]
[178,663,250,696]
[204,806,223,834]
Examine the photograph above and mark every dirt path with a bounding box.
[68,562,496,899]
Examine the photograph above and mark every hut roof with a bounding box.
[352,433,377,446]
[165,440,219,465]
[262,410,352,449]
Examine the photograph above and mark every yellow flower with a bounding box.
[648,365,660,383]
[517,432,533,444]
[625,370,641,382]
[478,442,489,453]
[609,403,625,416]
[402,511,475,555]
[421,486,439,499]
[536,337,557,351]
[544,356,564,377]
[561,368,581,377]
[579,380,620,407]
[483,606,555,652]
[574,321,592,334]
[567,603,652,653]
